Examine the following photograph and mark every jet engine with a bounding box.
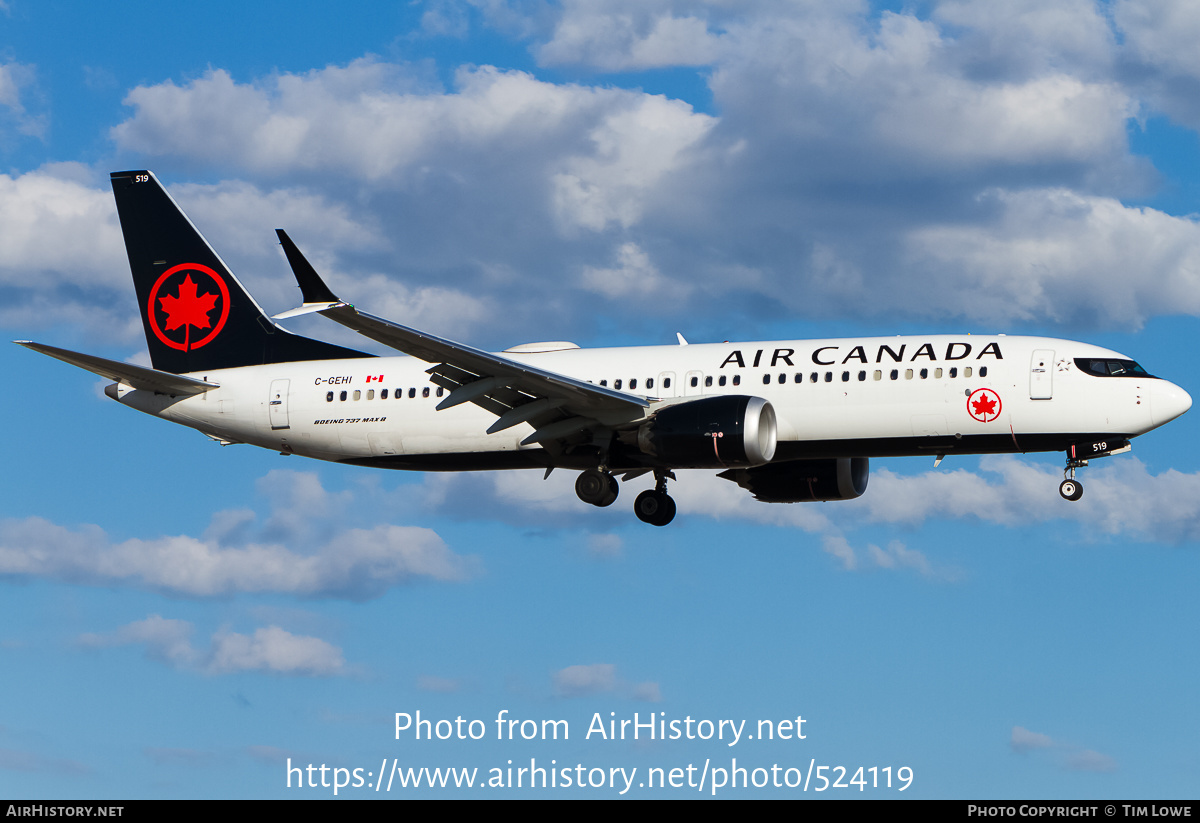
[718,457,869,502]
[636,395,777,468]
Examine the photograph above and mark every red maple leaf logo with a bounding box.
[158,274,218,333]
[971,392,997,418]
[147,264,231,352]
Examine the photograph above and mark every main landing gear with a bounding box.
[575,468,677,526]
[575,468,618,507]
[634,471,677,527]
[1059,456,1086,501]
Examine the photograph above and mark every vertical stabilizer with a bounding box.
[110,170,367,374]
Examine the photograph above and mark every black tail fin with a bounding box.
[110,170,368,374]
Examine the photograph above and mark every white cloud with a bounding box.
[552,663,661,701]
[1010,725,1118,772]
[0,471,476,599]
[0,517,470,599]
[0,61,45,137]
[903,189,1200,328]
[554,663,617,697]
[586,533,624,559]
[580,242,690,301]
[1112,0,1200,129]
[1066,749,1118,773]
[1114,0,1200,80]
[208,625,345,675]
[858,456,1200,544]
[0,167,129,332]
[631,681,662,703]
[934,0,1116,78]
[113,62,714,222]
[537,0,721,71]
[80,615,346,676]
[421,452,1200,578]
[1011,725,1054,752]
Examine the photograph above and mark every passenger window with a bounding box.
[873,370,881,381]
[631,379,638,390]
[600,380,607,387]
[825,372,833,382]
[949,368,957,378]
[691,376,699,387]
[778,374,786,384]
[381,389,388,399]
[964,367,973,378]
[326,391,334,402]
[934,368,942,379]
[664,377,672,388]
[841,371,850,382]
[367,389,375,400]
[980,366,988,377]
[762,374,770,385]
[422,387,430,398]
[732,375,741,386]
[794,373,802,383]
[920,369,928,379]
[437,387,444,397]
[858,371,866,381]
[647,378,654,389]
[340,391,347,401]
[705,376,712,387]
[615,379,622,390]
[810,373,818,383]
[905,369,913,380]
[352,389,361,400]
[718,376,726,387]
[890,369,898,380]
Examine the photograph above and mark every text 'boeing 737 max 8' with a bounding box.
[15,171,1193,526]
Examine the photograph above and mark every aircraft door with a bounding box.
[269,379,291,429]
[1030,350,1054,400]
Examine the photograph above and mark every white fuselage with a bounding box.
[112,335,1190,469]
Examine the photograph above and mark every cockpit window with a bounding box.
[1075,358,1153,378]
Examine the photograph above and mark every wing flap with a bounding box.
[273,232,649,443]
[319,303,645,415]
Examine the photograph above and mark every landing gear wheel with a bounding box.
[1059,479,1084,501]
[634,489,676,526]
[576,469,619,507]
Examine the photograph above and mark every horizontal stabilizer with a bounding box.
[14,341,219,395]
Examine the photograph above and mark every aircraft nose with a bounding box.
[1151,380,1192,427]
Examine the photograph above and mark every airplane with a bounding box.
[15,170,1194,526]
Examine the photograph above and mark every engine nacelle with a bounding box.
[718,457,869,502]
[637,396,777,468]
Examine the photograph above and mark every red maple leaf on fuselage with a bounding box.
[159,274,218,332]
[972,392,998,418]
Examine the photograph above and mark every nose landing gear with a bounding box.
[1059,457,1086,501]
[1058,439,1134,501]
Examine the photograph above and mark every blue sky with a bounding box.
[2,0,1200,799]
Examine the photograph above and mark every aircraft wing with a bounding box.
[274,231,648,442]
[15,341,219,395]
